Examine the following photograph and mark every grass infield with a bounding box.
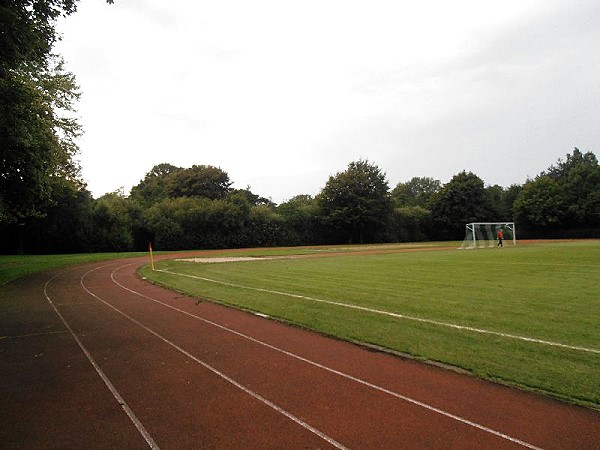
[140,241,600,409]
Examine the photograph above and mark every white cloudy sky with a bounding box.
[55,0,600,203]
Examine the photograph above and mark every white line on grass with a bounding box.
[44,272,160,450]
[154,269,600,355]
[113,264,543,450]
[82,266,348,450]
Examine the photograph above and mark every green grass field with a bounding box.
[140,241,600,409]
[0,252,146,286]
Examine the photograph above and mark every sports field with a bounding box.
[141,240,600,409]
[2,243,598,448]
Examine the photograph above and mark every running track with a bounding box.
[1,256,598,449]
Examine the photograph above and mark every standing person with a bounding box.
[497,228,504,247]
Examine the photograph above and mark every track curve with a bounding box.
[1,255,598,449]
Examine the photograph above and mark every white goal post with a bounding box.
[460,222,516,249]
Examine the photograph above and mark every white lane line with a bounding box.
[0,330,68,340]
[155,268,599,355]
[44,272,160,450]
[113,264,543,450]
[82,266,348,450]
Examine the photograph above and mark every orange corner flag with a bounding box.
[149,242,155,270]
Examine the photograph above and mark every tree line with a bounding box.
[1,2,599,253]
[1,148,598,254]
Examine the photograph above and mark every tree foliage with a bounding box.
[513,177,566,229]
[129,163,182,207]
[130,164,232,206]
[0,1,83,226]
[392,176,440,208]
[277,195,320,245]
[0,1,78,73]
[391,206,432,242]
[3,149,599,253]
[165,165,231,200]
[515,148,600,230]
[429,171,489,239]
[317,160,392,244]
[91,191,134,251]
[0,57,81,223]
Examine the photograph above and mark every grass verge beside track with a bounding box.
[0,252,146,286]
[140,241,600,409]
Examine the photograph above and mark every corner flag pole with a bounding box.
[149,242,155,270]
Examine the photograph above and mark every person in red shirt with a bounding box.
[497,229,504,247]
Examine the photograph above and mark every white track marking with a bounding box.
[155,268,599,355]
[0,330,68,340]
[43,273,160,450]
[81,266,348,450]
[112,264,543,450]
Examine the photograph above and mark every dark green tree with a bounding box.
[129,163,182,206]
[317,160,392,244]
[1,0,114,231]
[391,206,432,242]
[131,164,233,206]
[429,171,489,240]
[513,176,566,229]
[543,148,598,181]
[245,205,285,247]
[0,56,82,225]
[91,190,134,251]
[0,1,78,74]
[504,184,523,219]
[484,184,512,220]
[277,195,320,245]
[165,165,232,200]
[548,148,600,227]
[143,195,261,250]
[391,176,441,208]
[514,148,599,231]
[6,176,94,253]
[229,186,274,206]
[0,0,108,254]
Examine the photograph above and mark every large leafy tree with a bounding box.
[91,190,134,251]
[0,57,82,223]
[230,186,274,207]
[278,195,320,245]
[0,1,87,225]
[165,165,232,200]
[391,206,432,242]
[129,163,183,206]
[429,171,489,240]
[391,176,441,208]
[131,163,232,205]
[0,1,78,72]
[515,148,600,230]
[317,160,392,244]
[546,148,600,227]
[513,176,566,229]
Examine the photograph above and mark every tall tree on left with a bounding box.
[0,1,85,231]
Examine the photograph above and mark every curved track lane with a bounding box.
[1,256,598,449]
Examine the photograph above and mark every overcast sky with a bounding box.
[55,0,600,203]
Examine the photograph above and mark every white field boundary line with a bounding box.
[43,272,160,450]
[0,330,68,340]
[114,264,543,450]
[81,266,348,450]
[155,269,600,355]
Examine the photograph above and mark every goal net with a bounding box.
[460,222,516,249]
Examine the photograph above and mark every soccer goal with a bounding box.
[460,222,516,249]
